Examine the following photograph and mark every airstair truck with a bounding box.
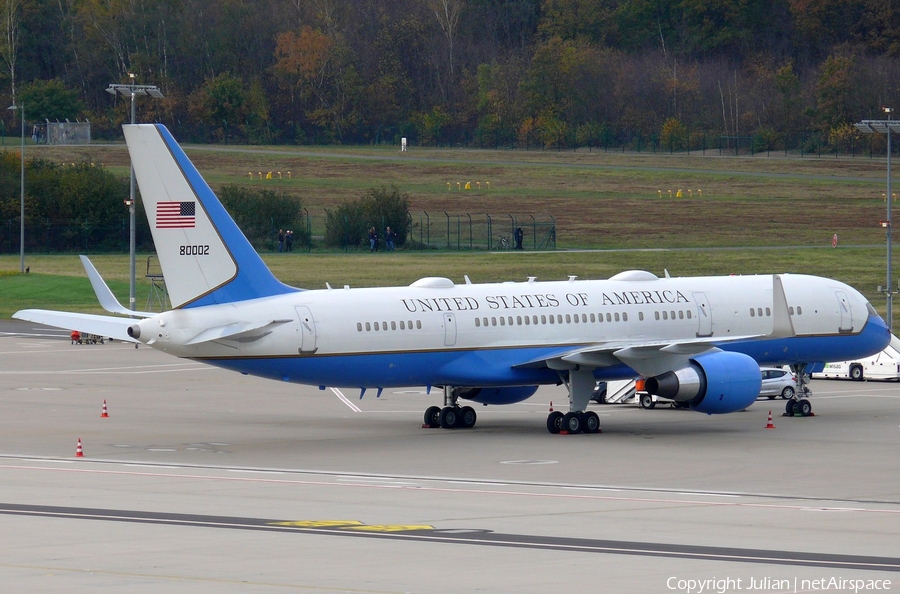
[815,334,900,381]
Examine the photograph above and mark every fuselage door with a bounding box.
[835,291,852,333]
[443,313,457,347]
[693,292,713,337]
[295,306,318,353]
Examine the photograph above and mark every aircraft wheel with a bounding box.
[546,411,564,434]
[424,406,441,428]
[562,412,582,434]
[459,406,477,429]
[797,399,812,417]
[785,399,796,416]
[582,411,601,434]
[439,406,458,429]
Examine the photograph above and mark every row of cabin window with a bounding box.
[474,312,627,327]
[357,320,423,332]
[473,309,691,328]
[749,306,804,317]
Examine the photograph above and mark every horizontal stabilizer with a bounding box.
[80,255,156,318]
[13,309,137,342]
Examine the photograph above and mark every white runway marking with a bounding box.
[330,387,362,412]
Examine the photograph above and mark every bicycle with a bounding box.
[495,236,510,250]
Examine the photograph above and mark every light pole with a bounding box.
[106,77,163,311]
[855,108,899,330]
[6,102,24,273]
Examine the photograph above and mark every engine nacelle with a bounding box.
[644,351,761,414]
[458,386,539,405]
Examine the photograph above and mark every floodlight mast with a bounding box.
[855,107,899,330]
[105,77,164,312]
[6,102,24,273]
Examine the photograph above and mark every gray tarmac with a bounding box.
[2,319,900,593]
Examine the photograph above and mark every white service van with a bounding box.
[814,334,900,381]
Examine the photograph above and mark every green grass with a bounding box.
[2,142,897,325]
[1,247,893,325]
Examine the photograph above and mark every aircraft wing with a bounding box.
[514,334,763,378]
[12,309,137,342]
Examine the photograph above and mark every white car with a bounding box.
[759,367,798,400]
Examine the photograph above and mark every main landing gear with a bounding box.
[423,387,477,429]
[784,363,814,417]
[546,367,601,435]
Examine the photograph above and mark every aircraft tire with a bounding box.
[439,406,459,429]
[562,412,582,434]
[424,406,441,428]
[797,399,812,417]
[546,411,564,434]
[459,406,477,429]
[786,399,796,416]
[582,411,600,434]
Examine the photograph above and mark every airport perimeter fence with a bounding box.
[0,211,557,255]
[424,126,895,158]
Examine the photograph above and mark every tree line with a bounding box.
[0,0,899,151]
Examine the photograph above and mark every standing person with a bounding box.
[278,229,284,253]
[514,227,524,250]
[286,230,294,252]
[369,227,378,252]
[385,226,396,251]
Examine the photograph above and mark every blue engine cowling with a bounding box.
[458,386,539,405]
[643,351,761,414]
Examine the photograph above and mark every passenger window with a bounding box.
[391,321,397,330]
[401,321,406,329]
[797,306,802,314]
[765,307,771,316]
[639,312,644,321]
[524,316,530,325]
[678,311,683,319]
[662,311,668,320]
[623,313,628,321]
[686,311,692,319]
[757,308,763,317]
[590,313,596,322]
[508,317,513,326]
[750,309,755,317]
[606,313,612,322]
[475,318,480,327]
[365,322,371,331]
[491,317,497,326]
[789,306,794,315]
[614,313,620,322]
[500,317,506,326]
[416,320,422,329]
[566,314,571,323]
[654,311,660,320]
[549,315,555,324]
[541,315,547,324]
[357,322,362,332]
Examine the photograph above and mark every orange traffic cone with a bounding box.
[765,410,775,429]
[100,400,109,418]
[549,401,554,412]
[75,438,84,457]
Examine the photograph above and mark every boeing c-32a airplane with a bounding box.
[14,124,892,434]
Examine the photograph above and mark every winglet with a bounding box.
[79,256,155,317]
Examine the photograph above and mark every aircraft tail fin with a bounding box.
[123,124,298,309]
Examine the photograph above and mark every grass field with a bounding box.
[1,139,896,325]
